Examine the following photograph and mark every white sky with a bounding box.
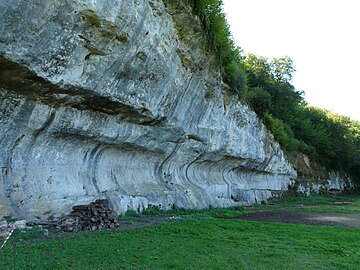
[223,0,360,121]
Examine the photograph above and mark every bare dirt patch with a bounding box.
[235,210,360,228]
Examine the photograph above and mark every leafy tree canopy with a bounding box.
[187,0,360,183]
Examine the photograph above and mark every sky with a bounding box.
[223,0,360,121]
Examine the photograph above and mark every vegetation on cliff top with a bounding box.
[186,0,246,93]
[187,0,360,183]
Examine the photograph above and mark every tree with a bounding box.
[243,54,303,121]
[244,53,272,87]
[245,86,272,116]
[188,0,360,183]
[271,56,295,82]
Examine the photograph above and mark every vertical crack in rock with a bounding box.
[110,168,125,194]
[157,143,182,188]
[87,143,102,195]
[169,73,195,120]
[32,110,56,140]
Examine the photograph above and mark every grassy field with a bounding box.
[1,195,360,270]
[252,194,360,214]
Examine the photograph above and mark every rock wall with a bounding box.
[289,154,354,195]
[296,173,354,196]
[0,0,296,221]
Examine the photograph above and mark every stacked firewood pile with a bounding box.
[57,199,119,232]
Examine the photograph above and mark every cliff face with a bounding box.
[0,0,296,221]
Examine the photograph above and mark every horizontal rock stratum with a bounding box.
[0,0,296,221]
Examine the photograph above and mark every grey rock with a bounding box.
[297,172,354,196]
[0,0,297,220]
[0,220,8,231]
[14,220,27,229]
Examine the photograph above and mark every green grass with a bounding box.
[298,197,360,214]
[1,205,360,270]
[255,194,360,214]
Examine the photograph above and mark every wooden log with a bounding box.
[72,205,90,211]
[90,217,97,223]
[57,199,117,232]
[95,199,109,207]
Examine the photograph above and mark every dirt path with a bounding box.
[235,210,360,228]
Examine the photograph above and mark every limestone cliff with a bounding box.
[0,0,296,221]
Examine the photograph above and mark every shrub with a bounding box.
[263,113,298,152]
[245,86,272,116]
[187,0,246,93]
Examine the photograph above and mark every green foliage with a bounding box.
[222,58,247,95]
[243,53,360,183]
[310,109,360,177]
[245,86,271,116]
[263,113,298,151]
[185,1,359,182]
[243,53,303,122]
[271,56,295,82]
[244,53,272,87]
[289,107,360,179]
[187,0,246,93]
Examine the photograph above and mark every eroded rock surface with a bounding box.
[0,0,296,221]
